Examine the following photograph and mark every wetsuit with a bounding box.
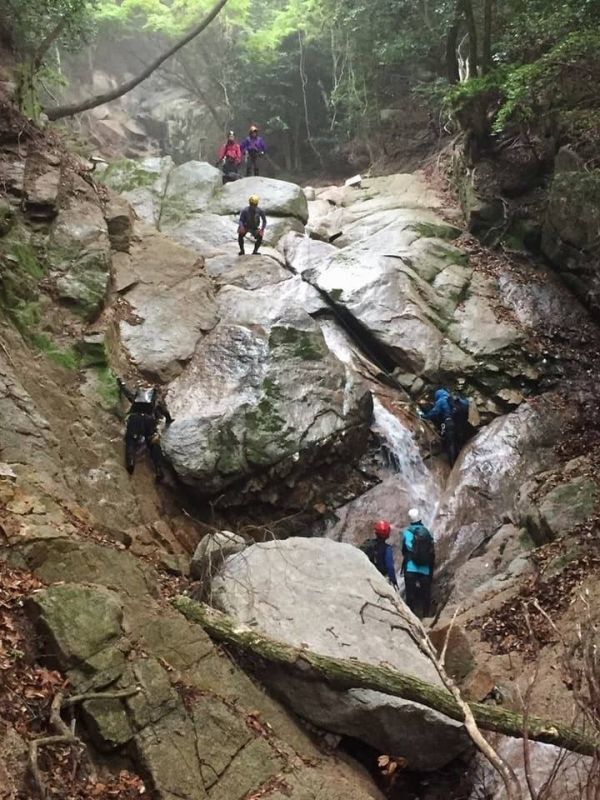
[118,381,172,480]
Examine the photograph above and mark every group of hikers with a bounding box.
[120,125,473,617]
[115,375,470,618]
[361,510,435,620]
[215,126,269,256]
[216,125,267,183]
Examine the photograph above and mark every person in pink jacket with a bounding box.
[217,131,242,183]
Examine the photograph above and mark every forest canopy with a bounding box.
[0,0,598,167]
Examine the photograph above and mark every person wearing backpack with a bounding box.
[360,520,398,588]
[419,387,470,465]
[401,508,435,619]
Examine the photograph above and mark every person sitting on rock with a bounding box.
[401,508,435,619]
[240,125,267,176]
[217,131,242,184]
[117,378,173,483]
[419,387,470,465]
[238,195,267,255]
[360,520,398,588]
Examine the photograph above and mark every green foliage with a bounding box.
[95,366,120,408]
[100,159,159,192]
[30,332,81,370]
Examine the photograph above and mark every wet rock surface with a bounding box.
[2,135,600,798]
[211,537,470,769]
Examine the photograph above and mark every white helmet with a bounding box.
[408,508,420,522]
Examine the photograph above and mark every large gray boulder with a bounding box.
[161,273,372,494]
[190,530,247,582]
[115,223,219,380]
[434,394,573,578]
[100,156,174,228]
[215,177,309,223]
[469,735,592,800]
[211,537,470,770]
[282,172,549,399]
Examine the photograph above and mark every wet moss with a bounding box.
[30,332,81,370]
[269,326,327,361]
[411,222,462,241]
[100,160,158,193]
[158,193,191,229]
[95,367,120,408]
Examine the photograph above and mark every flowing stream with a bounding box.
[371,398,440,528]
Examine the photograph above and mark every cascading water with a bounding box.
[371,398,440,528]
[325,393,443,545]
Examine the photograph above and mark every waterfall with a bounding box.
[372,398,440,527]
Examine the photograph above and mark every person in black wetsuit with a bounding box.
[117,378,173,482]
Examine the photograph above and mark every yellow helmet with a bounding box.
[249,195,259,206]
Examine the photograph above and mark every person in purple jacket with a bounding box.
[240,125,267,176]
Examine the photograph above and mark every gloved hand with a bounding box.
[166,417,174,426]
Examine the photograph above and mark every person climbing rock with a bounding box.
[360,520,398,588]
[401,508,435,619]
[238,195,267,255]
[419,387,470,465]
[217,131,242,184]
[117,378,173,482]
[240,125,267,176]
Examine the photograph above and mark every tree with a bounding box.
[44,0,230,120]
[173,596,598,759]
[0,0,97,116]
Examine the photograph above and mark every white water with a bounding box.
[371,398,440,528]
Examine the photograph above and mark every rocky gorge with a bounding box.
[1,108,600,800]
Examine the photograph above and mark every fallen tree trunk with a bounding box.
[173,596,598,757]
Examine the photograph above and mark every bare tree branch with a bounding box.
[44,0,229,121]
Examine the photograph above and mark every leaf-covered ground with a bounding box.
[0,559,146,800]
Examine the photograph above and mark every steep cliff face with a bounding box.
[1,100,599,800]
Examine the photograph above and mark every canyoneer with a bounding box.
[360,520,399,588]
[216,130,242,184]
[401,508,435,619]
[419,387,471,465]
[240,125,267,176]
[238,195,266,255]
[117,378,173,483]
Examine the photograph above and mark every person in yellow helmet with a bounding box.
[238,195,267,255]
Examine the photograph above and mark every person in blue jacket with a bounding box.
[419,387,470,464]
[401,508,435,619]
[360,520,398,588]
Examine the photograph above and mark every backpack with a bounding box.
[409,524,434,567]
[360,538,387,576]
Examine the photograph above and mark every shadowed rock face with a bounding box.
[211,537,471,770]
[283,174,544,402]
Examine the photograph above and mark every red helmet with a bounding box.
[374,519,391,538]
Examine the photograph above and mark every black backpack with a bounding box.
[361,539,387,576]
[409,524,434,567]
